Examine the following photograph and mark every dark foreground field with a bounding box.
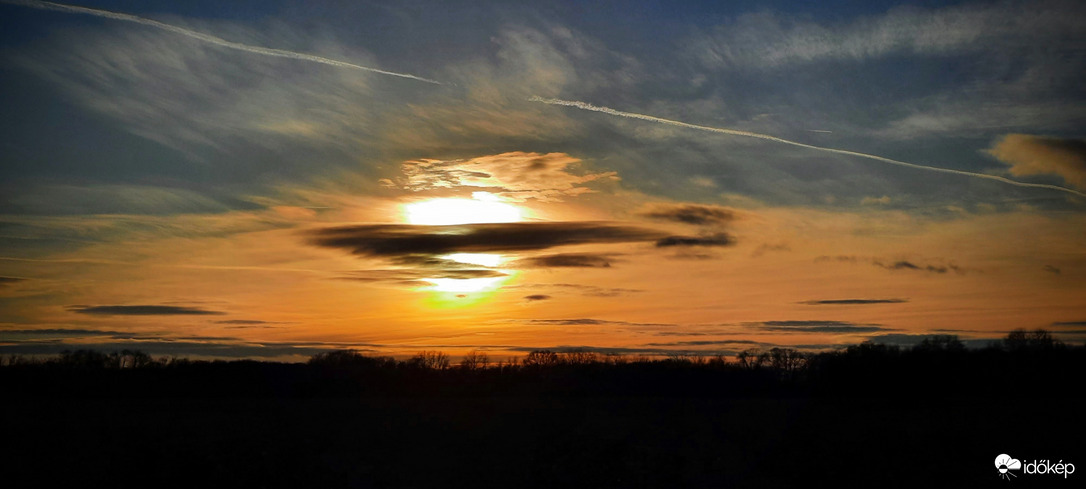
[4,395,1082,487]
[3,335,1084,487]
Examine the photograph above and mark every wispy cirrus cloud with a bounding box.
[689,1,1084,69]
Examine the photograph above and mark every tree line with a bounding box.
[2,329,1082,398]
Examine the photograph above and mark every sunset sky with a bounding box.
[1,0,1084,360]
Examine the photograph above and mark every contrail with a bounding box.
[530,96,1086,198]
[3,0,442,85]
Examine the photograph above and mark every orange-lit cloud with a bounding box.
[390,152,618,201]
[988,134,1086,189]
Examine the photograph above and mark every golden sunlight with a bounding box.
[403,192,524,225]
[401,193,522,295]
[443,253,503,267]
[424,276,508,293]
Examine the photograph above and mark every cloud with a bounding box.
[655,233,734,247]
[639,203,735,225]
[753,320,889,333]
[0,276,25,286]
[1051,321,1086,327]
[800,299,908,305]
[690,2,1084,69]
[523,294,551,302]
[9,18,392,158]
[212,320,285,329]
[0,328,137,338]
[511,253,615,268]
[0,340,339,358]
[874,260,962,274]
[987,134,1086,190]
[308,222,664,257]
[817,256,969,275]
[861,196,892,205]
[505,283,642,297]
[1043,265,1061,275]
[68,305,226,316]
[644,339,761,347]
[517,318,674,328]
[5,184,232,216]
[393,152,618,201]
[815,255,861,263]
[340,269,507,283]
[751,243,790,258]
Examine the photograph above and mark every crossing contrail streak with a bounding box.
[4,0,443,85]
[530,96,1086,198]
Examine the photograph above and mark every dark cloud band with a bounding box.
[309,222,664,256]
[655,233,733,247]
[801,299,908,305]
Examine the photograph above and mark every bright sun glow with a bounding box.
[403,192,524,225]
[401,193,522,295]
[424,276,508,293]
[443,253,502,267]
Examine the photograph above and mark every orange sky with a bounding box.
[3,151,1084,360]
[2,1,1085,360]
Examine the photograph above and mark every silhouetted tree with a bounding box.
[767,348,806,372]
[1003,329,1063,352]
[523,350,559,367]
[913,335,965,354]
[109,350,154,368]
[408,351,450,370]
[737,349,764,369]
[57,350,110,368]
[309,349,394,369]
[561,350,597,365]
[459,350,489,370]
[602,353,629,365]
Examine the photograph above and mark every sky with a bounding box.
[1,0,1084,361]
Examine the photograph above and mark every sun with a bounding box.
[403,192,524,226]
[401,192,524,295]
